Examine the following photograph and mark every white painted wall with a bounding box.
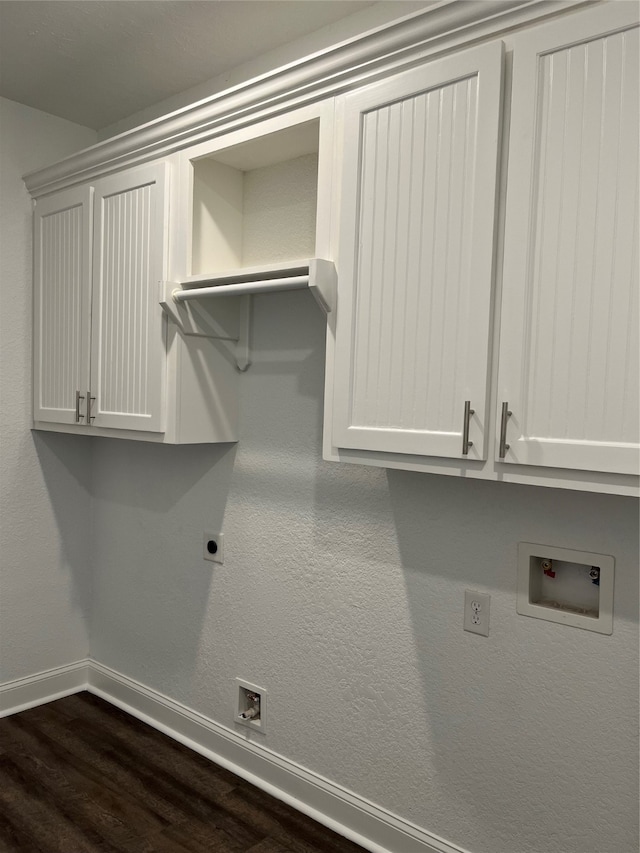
[90,289,639,853]
[0,97,97,682]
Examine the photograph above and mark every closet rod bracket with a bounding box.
[159,280,251,371]
[159,259,336,372]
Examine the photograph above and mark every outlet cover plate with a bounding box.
[203,532,224,564]
[464,590,491,637]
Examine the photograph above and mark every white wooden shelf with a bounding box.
[160,258,336,372]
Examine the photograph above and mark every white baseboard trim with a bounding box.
[1,659,470,853]
[0,659,89,717]
[87,661,471,853]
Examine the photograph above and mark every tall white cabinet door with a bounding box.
[331,43,503,459]
[33,186,92,425]
[497,5,639,475]
[90,163,169,432]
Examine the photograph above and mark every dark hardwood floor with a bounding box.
[0,692,366,853]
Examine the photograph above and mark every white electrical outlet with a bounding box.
[464,590,491,637]
[203,532,224,564]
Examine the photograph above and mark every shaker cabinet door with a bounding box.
[33,186,92,425]
[496,6,639,475]
[90,163,169,432]
[331,43,503,460]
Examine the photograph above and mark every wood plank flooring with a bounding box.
[0,692,366,853]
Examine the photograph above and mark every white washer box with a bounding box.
[517,543,614,635]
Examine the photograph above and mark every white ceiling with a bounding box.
[0,0,383,131]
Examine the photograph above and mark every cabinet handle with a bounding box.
[86,390,96,423]
[462,400,474,455]
[499,402,512,458]
[75,390,85,423]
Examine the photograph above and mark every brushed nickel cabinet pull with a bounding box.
[87,391,96,423]
[462,400,474,455]
[75,390,85,423]
[499,402,512,458]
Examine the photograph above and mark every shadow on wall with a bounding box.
[387,470,639,620]
[90,438,235,512]
[309,446,638,850]
[386,469,639,852]
[88,439,236,696]
[33,431,94,622]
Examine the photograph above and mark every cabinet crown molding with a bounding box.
[24,0,583,197]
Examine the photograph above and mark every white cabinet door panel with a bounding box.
[497,6,639,475]
[33,186,92,424]
[90,163,168,432]
[332,43,503,459]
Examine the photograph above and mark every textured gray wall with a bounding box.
[0,97,96,682]
[90,289,639,853]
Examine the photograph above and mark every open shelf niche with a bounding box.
[161,114,336,371]
[191,119,321,277]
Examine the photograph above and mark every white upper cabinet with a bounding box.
[496,5,639,476]
[34,185,92,426]
[90,164,168,432]
[28,1,638,485]
[331,43,503,460]
[34,163,171,436]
